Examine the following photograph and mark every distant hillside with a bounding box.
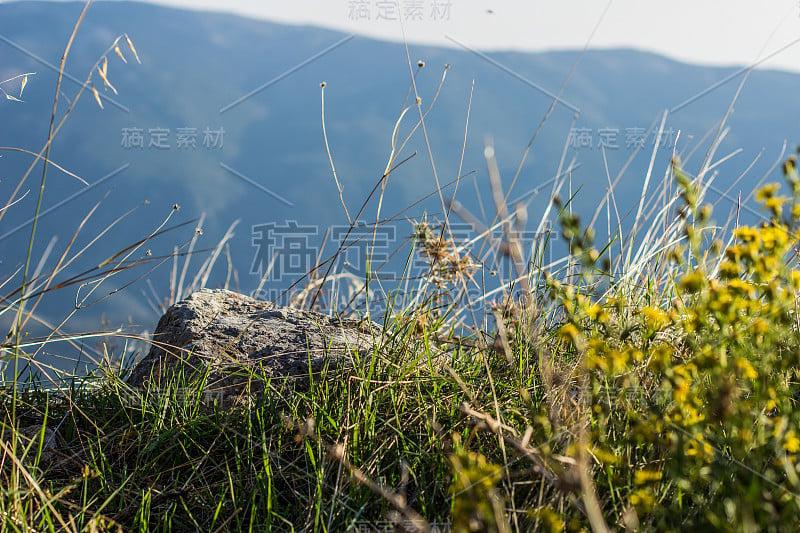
[1,1,799,336]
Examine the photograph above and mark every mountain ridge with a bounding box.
[1,1,798,342]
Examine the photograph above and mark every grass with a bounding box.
[3,3,800,532]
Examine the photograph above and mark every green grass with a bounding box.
[4,4,800,532]
[5,159,800,531]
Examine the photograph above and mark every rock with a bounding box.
[126,289,381,400]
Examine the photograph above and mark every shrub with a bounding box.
[544,154,800,529]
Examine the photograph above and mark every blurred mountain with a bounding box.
[1,1,799,350]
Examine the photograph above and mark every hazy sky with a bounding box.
[137,0,800,72]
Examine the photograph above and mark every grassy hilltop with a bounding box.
[5,155,800,531]
[3,3,800,532]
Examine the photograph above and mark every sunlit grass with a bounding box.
[3,3,800,532]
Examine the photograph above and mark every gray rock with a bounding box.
[126,289,381,399]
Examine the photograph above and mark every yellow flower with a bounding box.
[679,271,706,292]
[533,507,565,532]
[672,404,706,426]
[672,379,690,404]
[640,306,670,331]
[763,195,789,217]
[558,323,581,347]
[790,270,800,290]
[754,183,781,203]
[586,303,609,324]
[784,433,800,454]
[767,398,778,411]
[585,351,608,373]
[719,260,743,279]
[609,349,631,374]
[686,432,714,459]
[760,225,789,249]
[726,278,756,297]
[634,469,663,485]
[733,226,760,243]
[750,317,769,335]
[629,488,655,509]
[735,357,758,380]
[590,446,621,466]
